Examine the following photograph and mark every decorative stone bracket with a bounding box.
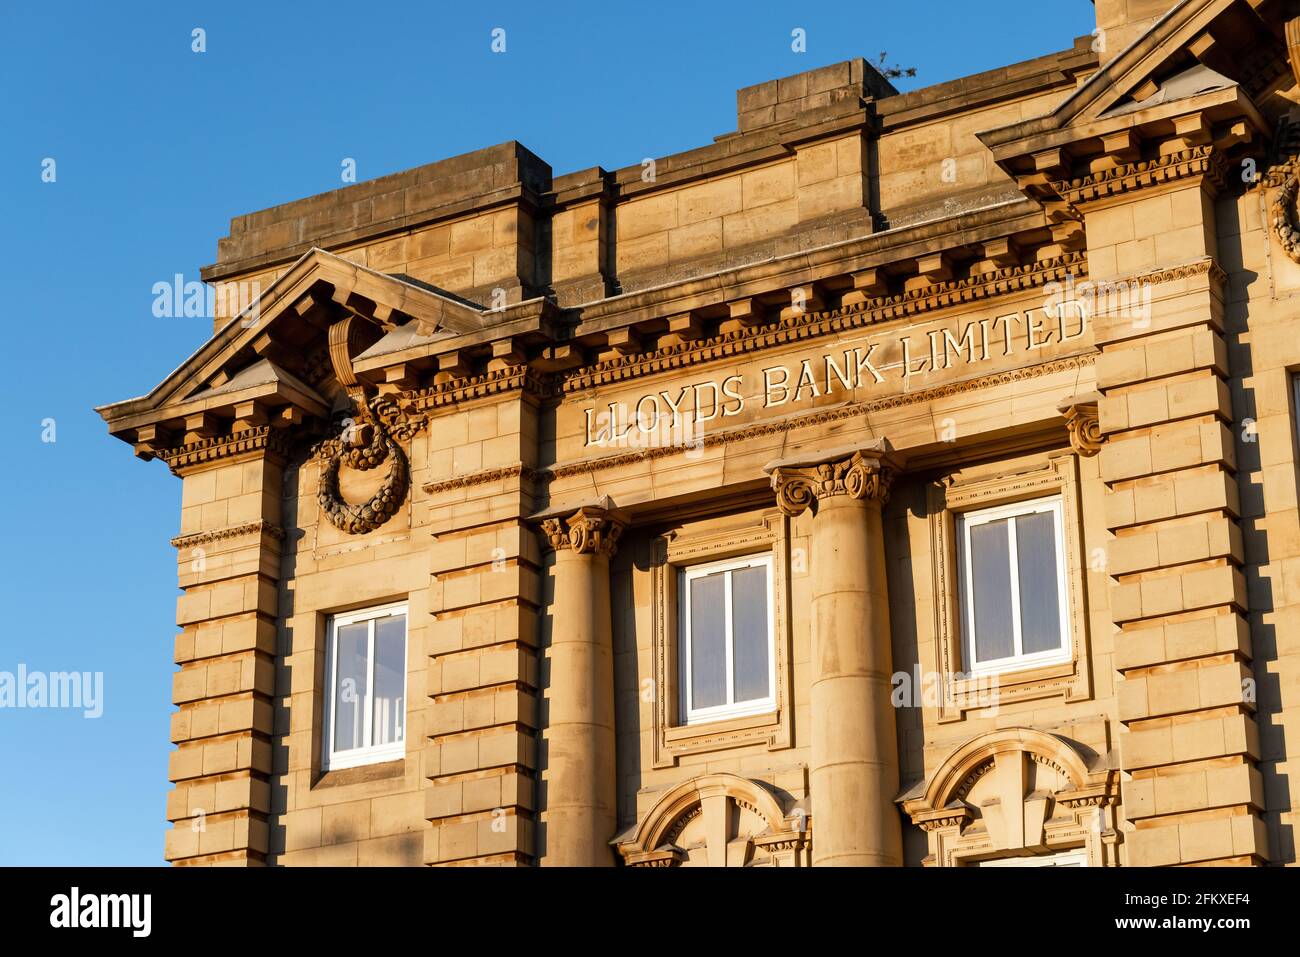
[1058,392,1101,457]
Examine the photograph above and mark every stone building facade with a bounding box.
[99,0,1300,866]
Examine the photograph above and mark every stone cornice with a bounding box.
[1125,257,1228,289]
[170,521,286,550]
[422,464,540,495]
[560,253,1087,394]
[159,426,294,476]
[1051,146,1228,208]
[403,364,548,410]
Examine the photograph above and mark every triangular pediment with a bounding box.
[97,247,488,444]
[980,0,1288,167]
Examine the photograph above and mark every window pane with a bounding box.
[371,614,406,747]
[969,520,1014,663]
[689,572,727,710]
[1015,511,1063,655]
[731,565,770,704]
[332,621,369,753]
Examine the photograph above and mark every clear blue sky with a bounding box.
[0,0,1096,865]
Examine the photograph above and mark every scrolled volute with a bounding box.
[767,448,895,517]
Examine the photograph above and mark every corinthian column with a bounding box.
[766,444,903,866]
[537,499,627,866]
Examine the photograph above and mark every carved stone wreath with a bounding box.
[1271,170,1300,264]
[313,313,427,535]
[316,406,409,535]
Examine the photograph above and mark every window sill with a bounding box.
[659,709,784,760]
[314,757,406,790]
[960,657,1075,688]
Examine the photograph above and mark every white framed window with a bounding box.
[975,849,1087,867]
[679,553,776,725]
[322,601,408,770]
[956,496,1071,675]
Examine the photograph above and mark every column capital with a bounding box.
[1058,391,1101,458]
[764,442,898,517]
[537,498,628,556]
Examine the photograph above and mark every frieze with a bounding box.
[548,353,1094,481]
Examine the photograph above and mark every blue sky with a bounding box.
[0,1,1096,865]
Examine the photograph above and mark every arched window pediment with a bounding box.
[616,772,807,867]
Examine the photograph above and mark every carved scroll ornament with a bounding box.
[540,504,626,557]
[1059,396,1101,458]
[769,450,895,517]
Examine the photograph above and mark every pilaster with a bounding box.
[1084,155,1266,865]
[421,397,544,866]
[164,430,289,865]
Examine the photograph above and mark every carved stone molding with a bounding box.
[317,425,409,536]
[1118,257,1228,289]
[1051,146,1228,209]
[403,364,549,409]
[160,425,293,476]
[422,464,540,496]
[562,254,1087,394]
[539,501,627,557]
[766,446,896,517]
[170,520,286,550]
[1058,392,1101,457]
